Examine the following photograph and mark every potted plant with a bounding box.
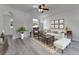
[16,26,28,39]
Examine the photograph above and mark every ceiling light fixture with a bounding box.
[33,4,49,13]
[38,4,49,13]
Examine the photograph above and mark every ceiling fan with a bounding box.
[33,4,49,13]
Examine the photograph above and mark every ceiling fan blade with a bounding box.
[33,5,38,8]
[43,8,49,10]
[33,4,49,13]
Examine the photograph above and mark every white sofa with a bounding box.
[54,38,71,53]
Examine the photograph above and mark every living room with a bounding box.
[0,4,79,55]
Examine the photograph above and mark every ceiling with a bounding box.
[6,4,79,15]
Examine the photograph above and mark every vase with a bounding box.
[21,33,24,39]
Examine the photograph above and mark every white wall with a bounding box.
[0,5,33,39]
[0,5,4,34]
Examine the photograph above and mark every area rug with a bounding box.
[32,38,59,55]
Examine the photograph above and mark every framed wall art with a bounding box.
[50,19,64,29]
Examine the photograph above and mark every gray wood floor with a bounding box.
[5,37,51,55]
[5,36,79,55]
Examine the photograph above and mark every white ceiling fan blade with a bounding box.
[33,5,38,8]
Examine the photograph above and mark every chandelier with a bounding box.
[33,4,49,13]
[38,4,49,13]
